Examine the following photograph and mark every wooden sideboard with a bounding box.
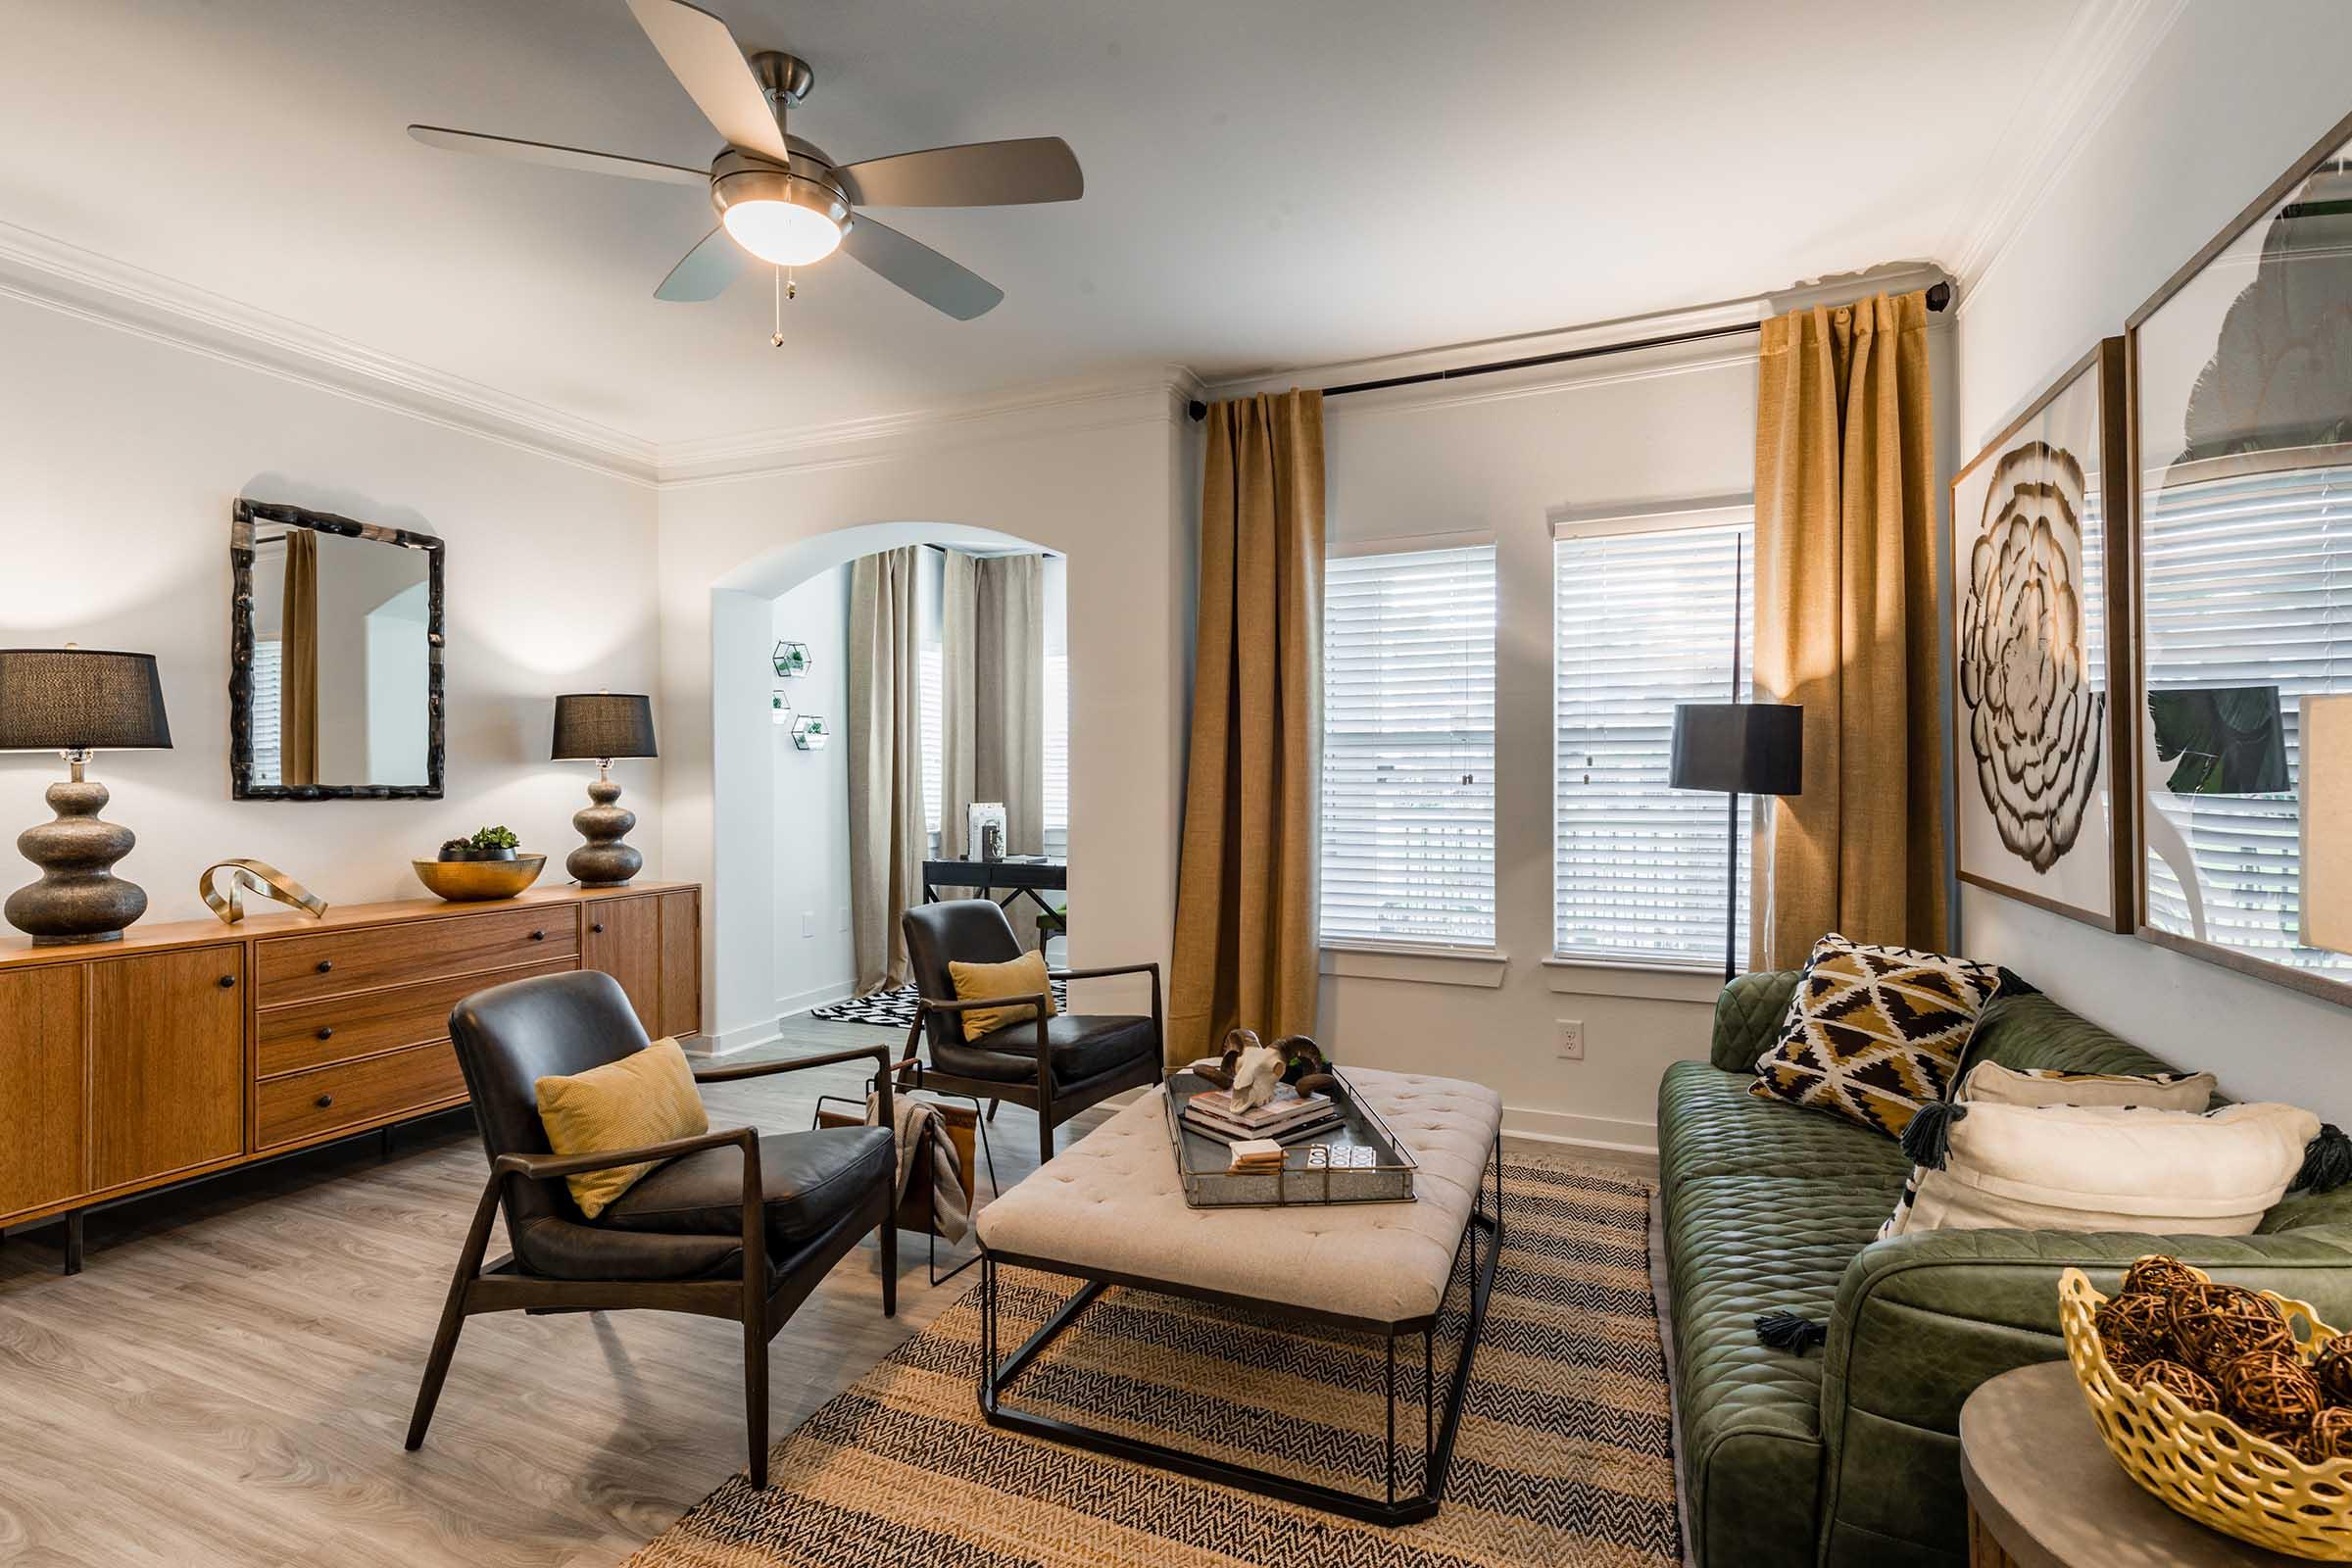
[0,881,700,1270]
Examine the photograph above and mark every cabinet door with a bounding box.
[90,945,246,1192]
[0,964,88,1221]
[582,895,662,1038]
[657,891,702,1039]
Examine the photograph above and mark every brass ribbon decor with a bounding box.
[199,859,329,925]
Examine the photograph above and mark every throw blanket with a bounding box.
[865,1092,970,1244]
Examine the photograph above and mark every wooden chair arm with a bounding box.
[693,1045,892,1084]
[494,1124,757,1183]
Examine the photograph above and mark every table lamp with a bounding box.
[552,692,656,886]
[1670,701,1803,980]
[0,647,174,944]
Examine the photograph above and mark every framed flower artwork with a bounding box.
[1949,338,2133,932]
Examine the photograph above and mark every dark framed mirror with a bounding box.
[230,497,445,800]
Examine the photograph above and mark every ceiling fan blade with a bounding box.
[656,225,750,302]
[840,216,1003,319]
[622,0,790,163]
[836,137,1083,207]
[407,125,709,187]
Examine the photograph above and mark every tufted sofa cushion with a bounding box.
[1662,1061,1913,1190]
[976,1067,1502,1323]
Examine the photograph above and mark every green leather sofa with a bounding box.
[1660,970,2352,1568]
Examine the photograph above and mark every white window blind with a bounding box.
[2141,459,2352,980]
[1553,516,1753,965]
[1320,544,1496,948]
[1044,652,1069,858]
[250,638,283,788]
[918,642,944,844]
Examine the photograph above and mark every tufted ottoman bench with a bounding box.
[974,1065,1503,1525]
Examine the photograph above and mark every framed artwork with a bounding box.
[1949,339,2132,931]
[2126,107,2352,1006]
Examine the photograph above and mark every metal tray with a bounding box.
[1162,1067,1417,1208]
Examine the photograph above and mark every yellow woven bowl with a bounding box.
[2060,1260,2352,1559]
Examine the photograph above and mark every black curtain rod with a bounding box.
[1187,280,1951,420]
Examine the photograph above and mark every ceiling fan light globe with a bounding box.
[721,199,843,267]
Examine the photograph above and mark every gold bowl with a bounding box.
[412,855,546,902]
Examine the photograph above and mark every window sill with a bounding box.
[1542,956,1725,1004]
[1319,943,1508,989]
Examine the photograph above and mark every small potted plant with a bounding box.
[439,826,519,862]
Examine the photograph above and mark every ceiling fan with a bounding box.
[408,0,1081,319]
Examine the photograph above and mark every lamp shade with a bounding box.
[1669,703,1802,796]
[551,693,657,760]
[0,648,172,752]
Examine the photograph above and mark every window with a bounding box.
[918,642,944,842]
[1320,543,1497,948]
[1043,650,1069,858]
[1553,512,1754,965]
[250,638,283,787]
[2141,458,2352,978]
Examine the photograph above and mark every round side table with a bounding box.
[1960,1361,2308,1566]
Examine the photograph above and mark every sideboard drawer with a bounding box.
[255,1041,467,1151]
[256,906,579,1004]
[255,957,575,1078]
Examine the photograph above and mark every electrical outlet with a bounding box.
[837,906,850,932]
[801,910,816,939]
[1555,1020,1585,1060]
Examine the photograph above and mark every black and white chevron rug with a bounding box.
[804,980,1069,1031]
[625,1152,1679,1567]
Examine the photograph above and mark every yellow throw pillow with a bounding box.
[533,1038,709,1219]
[949,951,1057,1042]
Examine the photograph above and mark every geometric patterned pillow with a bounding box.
[1747,932,2004,1141]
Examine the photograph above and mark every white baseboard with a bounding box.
[774,979,858,1016]
[1501,1104,1658,1155]
[694,1018,783,1058]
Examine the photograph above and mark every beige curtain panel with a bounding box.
[940,550,1047,950]
[1750,288,1946,968]
[848,547,928,994]
[279,528,319,787]
[1168,389,1325,1066]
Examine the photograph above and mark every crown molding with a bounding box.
[1940,0,2188,297]
[0,220,662,485]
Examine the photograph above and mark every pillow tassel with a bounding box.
[1899,1099,1968,1172]
[2295,1124,2352,1194]
[1755,1310,1829,1355]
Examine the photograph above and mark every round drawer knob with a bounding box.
[217,974,236,989]
[317,1027,335,1041]
[316,959,334,974]
[530,929,546,941]
[314,1094,334,1109]
[590,922,605,934]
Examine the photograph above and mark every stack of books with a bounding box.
[1182,1083,1343,1147]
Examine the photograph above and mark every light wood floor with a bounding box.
[0,1016,1656,1568]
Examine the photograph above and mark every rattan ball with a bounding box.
[2172,1283,2292,1372]
[2096,1294,2183,1368]
[2313,1337,2352,1407]
[2219,1347,2326,1436]
[2301,1405,2352,1465]
[2130,1357,2221,1411]
[2122,1254,2205,1299]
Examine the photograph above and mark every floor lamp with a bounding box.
[1666,537,1802,979]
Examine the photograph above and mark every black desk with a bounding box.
[922,858,1067,923]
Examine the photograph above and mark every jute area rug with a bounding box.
[626,1153,1680,1567]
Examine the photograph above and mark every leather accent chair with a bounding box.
[901,900,1163,1162]
[404,969,897,1487]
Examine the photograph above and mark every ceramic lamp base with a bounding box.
[567,777,642,887]
[6,777,148,944]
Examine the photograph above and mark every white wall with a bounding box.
[769,565,855,1013]
[0,293,662,923]
[657,389,1191,1053]
[1953,1,2352,1115]
[1295,341,1766,1150]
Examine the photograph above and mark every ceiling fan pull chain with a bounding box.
[772,266,784,348]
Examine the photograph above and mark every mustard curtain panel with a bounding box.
[1751,288,1946,967]
[279,528,319,788]
[1168,390,1324,1065]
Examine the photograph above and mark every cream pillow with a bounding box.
[949,950,1057,1041]
[1956,1060,2216,1111]
[533,1038,709,1218]
[1884,1101,2317,1240]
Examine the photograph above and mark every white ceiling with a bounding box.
[3,0,2098,450]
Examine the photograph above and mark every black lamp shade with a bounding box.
[1670,703,1803,796]
[552,693,657,760]
[0,649,172,752]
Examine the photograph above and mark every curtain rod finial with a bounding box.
[1187,400,1207,421]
